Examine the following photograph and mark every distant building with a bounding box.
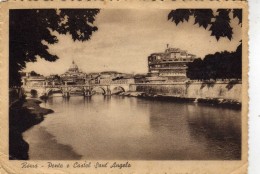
[90,71,135,84]
[22,72,46,87]
[46,74,62,85]
[22,61,137,87]
[60,60,87,84]
[147,47,199,82]
[134,74,149,83]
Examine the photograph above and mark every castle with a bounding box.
[147,47,199,82]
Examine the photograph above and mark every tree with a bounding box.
[168,9,242,80]
[29,71,41,77]
[186,58,204,80]
[168,9,242,40]
[186,43,242,80]
[10,9,100,87]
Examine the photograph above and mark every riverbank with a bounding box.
[119,92,241,108]
[9,98,53,160]
[23,125,83,160]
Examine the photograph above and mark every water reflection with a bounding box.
[186,105,241,159]
[25,95,241,160]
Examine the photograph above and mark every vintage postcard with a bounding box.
[0,0,248,173]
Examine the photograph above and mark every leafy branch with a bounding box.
[168,9,242,41]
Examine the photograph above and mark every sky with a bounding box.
[24,9,242,76]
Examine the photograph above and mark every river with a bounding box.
[23,95,241,160]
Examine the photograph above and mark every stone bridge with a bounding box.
[23,83,132,98]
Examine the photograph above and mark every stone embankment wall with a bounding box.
[129,82,241,102]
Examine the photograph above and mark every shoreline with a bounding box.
[9,98,53,160]
[23,125,82,160]
[118,92,241,109]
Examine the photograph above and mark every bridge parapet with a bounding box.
[23,83,132,97]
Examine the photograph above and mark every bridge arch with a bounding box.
[24,87,45,97]
[46,88,63,96]
[30,89,38,97]
[111,86,125,94]
[91,86,108,95]
[68,86,85,95]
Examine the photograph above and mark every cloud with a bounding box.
[25,9,241,76]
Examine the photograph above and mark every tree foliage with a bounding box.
[187,43,242,80]
[168,9,242,40]
[29,71,41,77]
[10,9,100,87]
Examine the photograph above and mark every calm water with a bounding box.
[23,95,241,160]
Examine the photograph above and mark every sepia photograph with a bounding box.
[8,8,244,161]
[0,1,249,173]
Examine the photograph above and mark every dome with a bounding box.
[69,60,79,71]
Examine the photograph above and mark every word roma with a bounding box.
[21,162,63,168]
[73,161,131,169]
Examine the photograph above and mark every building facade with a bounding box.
[147,47,198,82]
[21,72,46,87]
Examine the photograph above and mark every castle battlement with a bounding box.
[147,47,199,82]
